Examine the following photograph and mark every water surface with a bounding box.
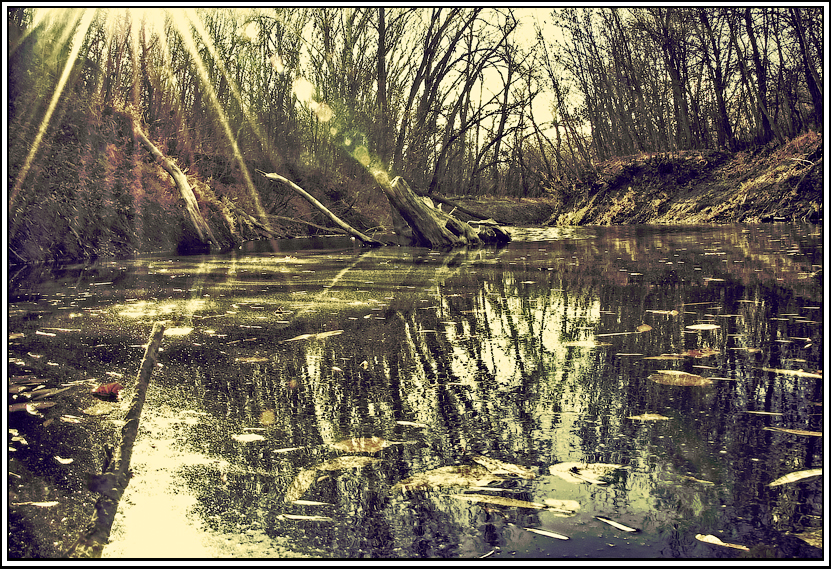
[8,225,824,559]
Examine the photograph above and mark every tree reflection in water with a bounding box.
[8,225,823,558]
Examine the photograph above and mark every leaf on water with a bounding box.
[680,348,719,358]
[636,324,652,333]
[9,401,57,413]
[278,514,335,522]
[231,433,266,443]
[330,436,388,454]
[315,455,379,471]
[627,413,670,421]
[470,455,536,479]
[91,382,124,401]
[236,356,271,363]
[396,420,429,429]
[759,367,822,379]
[563,340,611,348]
[392,464,499,493]
[450,493,547,510]
[595,516,638,532]
[292,500,333,506]
[744,411,783,416]
[549,462,627,485]
[9,332,25,340]
[768,468,822,487]
[283,468,319,503]
[695,534,750,551]
[55,456,74,465]
[763,427,822,437]
[649,370,713,387]
[523,527,569,540]
[273,446,304,454]
[645,309,679,316]
[284,330,344,342]
[543,498,581,515]
[686,323,721,331]
[679,475,715,485]
[11,501,60,507]
[644,354,688,360]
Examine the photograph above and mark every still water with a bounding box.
[8,225,825,559]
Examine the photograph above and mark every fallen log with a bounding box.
[65,322,166,558]
[256,170,386,246]
[375,174,510,248]
[114,109,221,252]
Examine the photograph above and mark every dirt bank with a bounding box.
[449,131,823,227]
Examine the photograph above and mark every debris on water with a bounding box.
[595,516,638,532]
[523,527,569,540]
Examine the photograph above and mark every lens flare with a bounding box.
[292,77,315,104]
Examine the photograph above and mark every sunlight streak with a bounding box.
[10,9,97,209]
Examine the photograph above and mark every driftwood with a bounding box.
[256,170,385,246]
[65,322,166,558]
[115,109,219,250]
[376,175,510,248]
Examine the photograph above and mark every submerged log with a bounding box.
[256,170,385,246]
[65,322,166,558]
[376,174,510,247]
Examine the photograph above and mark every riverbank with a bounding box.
[449,131,823,227]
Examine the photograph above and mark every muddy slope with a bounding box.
[453,131,823,227]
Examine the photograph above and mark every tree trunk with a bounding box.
[256,170,385,246]
[116,109,220,251]
[375,174,509,247]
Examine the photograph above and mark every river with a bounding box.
[7,224,824,559]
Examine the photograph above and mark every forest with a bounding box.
[6,7,825,263]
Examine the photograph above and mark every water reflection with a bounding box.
[7,225,823,558]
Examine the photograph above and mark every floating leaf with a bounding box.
[231,433,266,443]
[744,411,782,416]
[392,464,499,493]
[236,356,270,364]
[596,516,638,532]
[9,333,25,340]
[686,323,721,331]
[273,446,304,454]
[649,370,713,387]
[55,456,74,465]
[330,436,388,453]
[292,500,333,506]
[283,468,319,503]
[91,382,124,401]
[695,534,749,551]
[768,468,822,487]
[451,493,547,510]
[284,330,344,342]
[279,514,334,522]
[11,501,60,507]
[524,527,569,540]
[679,475,715,485]
[636,324,652,333]
[680,348,719,358]
[9,401,57,413]
[645,309,679,316]
[759,367,822,379]
[763,427,822,437]
[644,354,688,360]
[543,499,581,514]
[549,462,627,485]
[627,413,670,421]
[470,455,536,479]
[396,420,429,429]
[563,340,611,348]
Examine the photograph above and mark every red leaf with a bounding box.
[92,382,124,400]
